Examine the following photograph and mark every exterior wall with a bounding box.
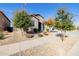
[36,16,44,23]
[31,17,38,29]
[0,12,10,30]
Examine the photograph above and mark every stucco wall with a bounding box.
[31,17,38,29]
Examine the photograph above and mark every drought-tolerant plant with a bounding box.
[0,32,4,40]
[43,32,48,36]
[26,34,34,38]
[38,33,43,37]
[54,8,75,41]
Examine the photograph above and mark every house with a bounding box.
[30,14,44,32]
[0,11,10,31]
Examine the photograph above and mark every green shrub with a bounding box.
[34,28,40,33]
[0,32,4,40]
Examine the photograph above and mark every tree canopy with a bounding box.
[13,10,33,31]
[54,8,75,31]
[45,18,55,27]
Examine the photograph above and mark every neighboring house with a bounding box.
[30,14,44,32]
[0,11,10,31]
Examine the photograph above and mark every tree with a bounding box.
[55,8,75,41]
[13,10,33,32]
[44,18,55,32]
[45,18,55,27]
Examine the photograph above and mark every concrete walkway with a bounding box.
[0,33,58,56]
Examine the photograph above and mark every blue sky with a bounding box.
[0,3,79,26]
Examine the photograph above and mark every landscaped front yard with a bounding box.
[0,29,52,46]
[0,30,79,56]
[12,31,79,56]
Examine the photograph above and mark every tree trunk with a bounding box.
[60,30,64,42]
[21,29,23,36]
[23,28,28,37]
[21,28,27,35]
[60,30,66,42]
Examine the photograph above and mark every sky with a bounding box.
[0,3,79,26]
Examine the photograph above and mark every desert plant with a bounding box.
[43,32,48,36]
[0,32,4,40]
[26,34,34,38]
[38,33,43,37]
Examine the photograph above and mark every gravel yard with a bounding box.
[0,30,52,46]
[0,30,33,46]
[12,31,79,56]
[0,30,79,56]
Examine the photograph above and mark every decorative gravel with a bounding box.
[12,31,79,56]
